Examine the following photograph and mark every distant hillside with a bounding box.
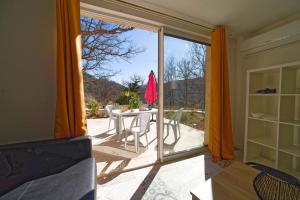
[83,73,125,105]
[84,73,205,110]
[164,77,205,110]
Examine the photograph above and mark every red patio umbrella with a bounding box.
[144,70,157,105]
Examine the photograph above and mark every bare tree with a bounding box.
[164,56,176,83]
[80,16,144,79]
[177,59,197,107]
[189,43,206,78]
[164,56,177,108]
[188,43,206,110]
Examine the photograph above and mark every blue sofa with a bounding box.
[0,137,96,200]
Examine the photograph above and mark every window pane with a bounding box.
[81,15,159,174]
[163,35,206,156]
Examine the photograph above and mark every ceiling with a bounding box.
[122,0,300,36]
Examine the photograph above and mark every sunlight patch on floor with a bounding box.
[96,154,223,200]
[88,117,205,176]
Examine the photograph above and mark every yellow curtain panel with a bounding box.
[208,27,234,160]
[55,0,87,138]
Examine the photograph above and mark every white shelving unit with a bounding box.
[244,62,300,179]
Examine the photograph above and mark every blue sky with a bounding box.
[82,16,205,84]
[164,35,194,61]
[103,28,197,84]
[108,29,158,84]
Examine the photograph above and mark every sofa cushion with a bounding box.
[0,136,92,196]
[0,158,96,200]
[0,153,11,177]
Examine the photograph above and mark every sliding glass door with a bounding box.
[80,10,207,166]
[80,3,210,172]
[161,34,207,158]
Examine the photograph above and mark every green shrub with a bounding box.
[86,110,106,119]
[163,110,205,130]
[116,91,138,105]
[128,94,140,109]
[164,111,174,119]
[86,98,100,115]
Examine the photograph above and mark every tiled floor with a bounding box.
[87,117,204,176]
[96,153,230,200]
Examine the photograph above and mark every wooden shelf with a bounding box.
[245,63,300,179]
[279,147,300,157]
[248,116,277,123]
[248,157,276,168]
[280,120,300,126]
[248,137,276,149]
[281,94,300,96]
[249,93,278,96]
[278,151,300,179]
[283,169,300,179]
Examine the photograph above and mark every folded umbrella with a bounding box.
[144,70,157,105]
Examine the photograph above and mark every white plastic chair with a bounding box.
[164,108,184,140]
[105,105,125,131]
[124,113,151,153]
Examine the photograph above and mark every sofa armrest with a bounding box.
[0,136,92,196]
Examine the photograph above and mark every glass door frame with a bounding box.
[157,27,164,162]
[157,28,207,163]
[80,4,206,164]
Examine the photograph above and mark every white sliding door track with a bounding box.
[80,1,212,43]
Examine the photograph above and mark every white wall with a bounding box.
[0,0,56,144]
[234,39,300,156]
[227,37,238,147]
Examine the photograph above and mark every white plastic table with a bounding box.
[111,108,158,135]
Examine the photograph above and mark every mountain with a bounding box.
[83,73,125,105]
[163,77,205,110]
[84,73,205,111]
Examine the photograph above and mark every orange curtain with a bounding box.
[55,0,87,138]
[208,26,234,160]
